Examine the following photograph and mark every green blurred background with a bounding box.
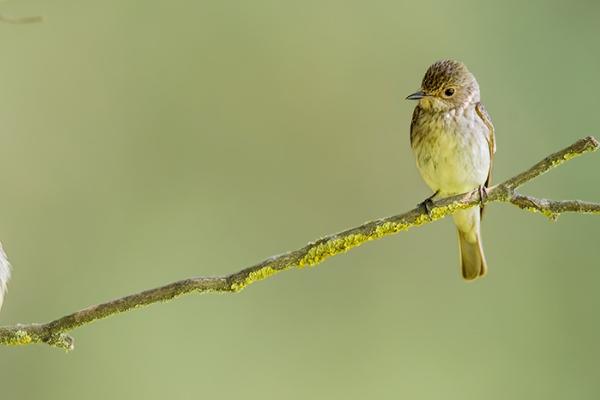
[0,0,599,399]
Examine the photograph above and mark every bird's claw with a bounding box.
[419,198,435,216]
[478,185,488,207]
[418,190,439,217]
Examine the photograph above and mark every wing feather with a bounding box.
[475,102,495,218]
[475,102,495,187]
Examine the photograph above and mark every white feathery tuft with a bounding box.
[0,242,10,311]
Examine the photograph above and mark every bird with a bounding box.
[407,59,495,280]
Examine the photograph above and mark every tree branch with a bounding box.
[1,136,599,351]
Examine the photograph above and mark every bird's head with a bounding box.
[406,59,480,112]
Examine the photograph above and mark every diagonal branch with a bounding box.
[1,136,599,351]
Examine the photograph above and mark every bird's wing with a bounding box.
[475,102,495,187]
[409,105,422,147]
[475,102,495,219]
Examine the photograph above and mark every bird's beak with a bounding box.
[406,90,426,100]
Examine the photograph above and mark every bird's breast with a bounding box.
[411,106,490,195]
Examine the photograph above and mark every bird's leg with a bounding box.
[418,190,440,216]
[478,185,488,207]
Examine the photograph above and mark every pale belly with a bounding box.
[412,107,490,196]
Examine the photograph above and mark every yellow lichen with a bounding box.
[6,330,33,346]
[374,221,405,237]
[298,234,369,267]
[231,266,280,292]
[520,205,559,220]
[298,221,413,268]
[550,152,579,168]
[296,202,478,268]
[429,203,473,220]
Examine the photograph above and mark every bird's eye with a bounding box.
[444,88,455,97]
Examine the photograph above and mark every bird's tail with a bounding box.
[453,208,487,280]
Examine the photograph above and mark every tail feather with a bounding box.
[453,208,487,281]
[457,229,487,280]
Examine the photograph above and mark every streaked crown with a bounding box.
[420,60,480,109]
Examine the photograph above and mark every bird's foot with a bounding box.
[418,190,439,217]
[478,185,489,207]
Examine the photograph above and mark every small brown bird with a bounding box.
[407,60,495,280]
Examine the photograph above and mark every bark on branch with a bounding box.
[1,136,599,351]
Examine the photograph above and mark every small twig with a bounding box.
[0,136,598,351]
[0,14,43,24]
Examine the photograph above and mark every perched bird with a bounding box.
[0,243,10,310]
[407,60,495,280]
